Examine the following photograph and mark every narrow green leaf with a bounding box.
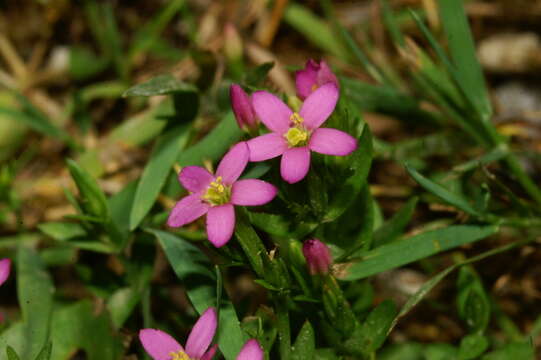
[291,321,316,360]
[38,222,87,241]
[149,229,245,359]
[457,266,490,333]
[33,342,52,360]
[340,224,498,281]
[481,342,534,360]
[123,74,197,97]
[177,112,243,166]
[284,4,349,60]
[66,159,110,219]
[49,301,123,360]
[234,210,267,278]
[351,300,397,354]
[0,105,66,142]
[458,334,489,360]
[129,125,189,230]
[6,347,20,360]
[373,197,418,248]
[437,0,492,122]
[17,247,54,360]
[249,212,317,238]
[406,165,482,217]
[324,125,373,222]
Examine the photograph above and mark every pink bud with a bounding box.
[0,258,10,287]
[295,59,339,100]
[302,239,332,275]
[230,84,257,131]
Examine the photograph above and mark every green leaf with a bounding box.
[234,210,268,279]
[481,342,534,360]
[457,267,490,333]
[6,347,20,360]
[339,224,498,281]
[123,74,198,97]
[424,344,457,360]
[249,212,317,238]
[17,247,54,360]
[38,222,87,241]
[69,46,109,80]
[406,165,483,217]
[348,300,397,354]
[66,159,110,219]
[437,0,492,122]
[149,229,245,359]
[0,102,67,142]
[129,125,189,230]
[458,334,489,360]
[373,197,418,248]
[177,112,243,166]
[49,301,123,360]
[324,125,373,222]
[33,342,52,360]
[283,3,349,60]
[291,321,316,360]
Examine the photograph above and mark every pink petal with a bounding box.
[230,84,256,129]
[231,179,277,206]
[0,259,10,286]
[317,61,339,90]
[252,91,292,134]
[295,61,318,100]
[167,194,209,228]
[139,329,183,360]
[201,344,218,360]
[299,83,339,130]
[179,166,214,193]
[216,142,249,185]
[309,128,357,156]
[280,147,311,184]
[247,133,288,162]
[186,308,218,359]
[206,204,235,247]
[236,339,264,360]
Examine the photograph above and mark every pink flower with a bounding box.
[237,339,263,360]
[139,307,218,360]
[230,84,257,131]
[167,142,277,247]
[246,83,357,184]
[295,59,339,100]
[0,259,11,286]
[302,239,332,275]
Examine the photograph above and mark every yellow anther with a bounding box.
[285,127,308,147]
[290,112,304,125]
[169,350,191,360]
[311,84,318,92]
[202,176,231,205]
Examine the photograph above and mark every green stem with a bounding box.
[504,153,541,207]
[275,295,291,360]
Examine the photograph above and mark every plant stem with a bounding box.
[275,295,291,360]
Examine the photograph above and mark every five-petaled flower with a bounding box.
[302,239,333,275]
[140,307,218,360]
[295,59,339,100]
[0,258,10,287]
[246,83,358,184]
[167,142,277,247]
[139,306,264,360]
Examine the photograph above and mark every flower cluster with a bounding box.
[167,59,357,248]
[140,307,263,360]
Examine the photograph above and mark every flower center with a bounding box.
[202,176,231,206]
[285,112,310,147]
[169,351,191,360]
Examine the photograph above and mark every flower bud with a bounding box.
[224,23,243,62]
[0,258,11,286]
[295,59,339,100]
[302,239,332,275]
[230,84,257,131]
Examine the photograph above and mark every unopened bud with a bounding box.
[302,239,332,275]
[230,84,257,131]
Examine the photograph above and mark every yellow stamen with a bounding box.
[311,84,318,92]
[290,112,304,125]
[169,350,191,360]
[285,127,308,147]
[202,176,231,205]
